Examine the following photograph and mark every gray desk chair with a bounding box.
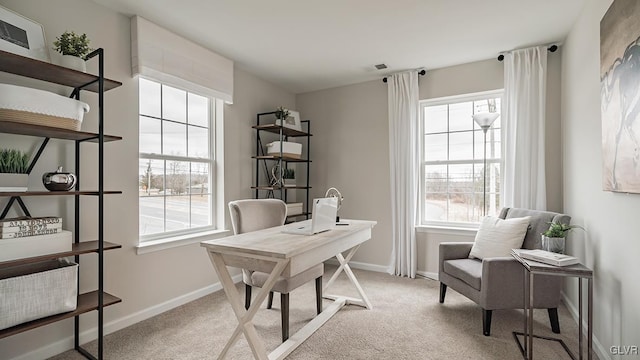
[439,208,569,336]
[228,199,323,342]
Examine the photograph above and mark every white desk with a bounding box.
[201,219,377,360]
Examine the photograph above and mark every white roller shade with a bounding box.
[131,16,234,103]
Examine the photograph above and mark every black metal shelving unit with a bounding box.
[252,112,312,220]
[0,49,122,360]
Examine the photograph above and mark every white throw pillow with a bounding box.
[469,216,531,259]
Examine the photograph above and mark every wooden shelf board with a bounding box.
[0,291,121,339]
[0,241,122,268]
[0,50,121,92]
[0,190,122,197]
[252,124,312,137]
[0,121,121,142]
[252,155,310,163]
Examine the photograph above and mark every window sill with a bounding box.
[136,229,231,255]
[416,225,478,236]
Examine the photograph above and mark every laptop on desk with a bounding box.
[282,197,338,235]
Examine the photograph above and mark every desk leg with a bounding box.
[322,244,372,309]
[207,251,288,360]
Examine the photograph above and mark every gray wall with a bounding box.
[0,0,295,358]
[562,0,640,357]
[297,56,564,275]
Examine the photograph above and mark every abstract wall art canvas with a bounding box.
[601,0,640,193]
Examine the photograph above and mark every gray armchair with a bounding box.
[439,208,570,336]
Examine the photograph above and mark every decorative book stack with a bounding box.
[518,249,580,267]
[0,216,71,262]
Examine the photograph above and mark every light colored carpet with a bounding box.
[50,265,596,359]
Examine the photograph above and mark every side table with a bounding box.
[511,249,593,360]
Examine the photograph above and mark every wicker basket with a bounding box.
[0,259,78,330]
[0,84,89,131]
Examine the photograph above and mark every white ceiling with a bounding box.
[91,0,587,94]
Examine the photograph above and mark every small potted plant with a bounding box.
[52,31,93,72]
[0,149,30,192]
[275,106,290,126]
[541,222,585,254]
[283,168,295,187]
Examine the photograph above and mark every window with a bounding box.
[420,90,503,226]
[138,78,218,240]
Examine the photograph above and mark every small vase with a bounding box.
[59,55,86,72]
[541,235,565,254]
[0,173,28,192]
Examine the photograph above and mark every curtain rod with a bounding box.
[497,44,558,61]
[382,69,426,83]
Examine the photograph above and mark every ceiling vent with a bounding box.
[374,63,387,70]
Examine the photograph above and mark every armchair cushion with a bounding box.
[443,259,482,291]
[469,216,531,259]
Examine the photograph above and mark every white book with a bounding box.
[0,230,72,262]
[519,249,579,267]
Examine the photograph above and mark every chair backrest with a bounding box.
[498,208,571,250]
[228,199,287,235]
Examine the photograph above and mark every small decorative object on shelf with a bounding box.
[0,5,49,62]
[266,141,302,159]
[283,168,295,187]
[0,148,29,192]
[42,166,76,191]
[541,221,585,254]
[274,106,302,131]
[0,216,63,239]
[275,106,289,122]
[52,30,93,72]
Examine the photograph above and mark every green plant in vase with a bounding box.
[283,168,295,187]
[541,222,585,254]
[0,149,30,192]
[52,31,93,71]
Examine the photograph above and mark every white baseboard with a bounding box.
[11,274,243,360]
[324,259,439,281]
[416,271,439,281]
[561,293,611,360]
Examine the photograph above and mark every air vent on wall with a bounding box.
[374,64,387,70]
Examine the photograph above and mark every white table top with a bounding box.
[201,219,377,259]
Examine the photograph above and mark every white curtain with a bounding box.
[503,46,547,210]
[386,71,419,278]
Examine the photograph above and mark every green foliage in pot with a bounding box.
[283,168,295,179]
[275,106,290,120]
[0,149,29,174]
[542,221,585,238]
[53,31,93,59]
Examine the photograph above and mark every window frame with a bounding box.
[418,89,504,228]
[137,76,223,244]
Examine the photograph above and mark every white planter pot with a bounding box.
[284,178,296,187]
[541,235,565,254]
[0,173,28,192]
[59,55,86,72]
